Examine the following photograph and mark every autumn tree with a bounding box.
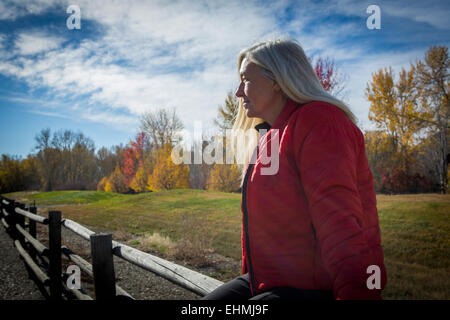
[364,130,393,192]
[34,128,56,191]
[365,66,428,192]
[147,143,190,191]
[213,91,239,134]
[414,133,443,192]
[0,155,24,193]
[130,166,148,193]
[139,108,184,149]
[206,163,241,192]
[413,45,449,193]
[65,132,97,189]
[121,131,148,185]
[33,129,98,191]
[188,139,212,189]
[105,163,129,193]
[97,145,124,181]
[311,56,348,100]
[206,93,241,191]
[20,155,40,190]
[97,176,108,191]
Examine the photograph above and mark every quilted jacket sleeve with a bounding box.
[294,105,383,300]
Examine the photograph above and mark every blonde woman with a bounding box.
[203,39,387,300]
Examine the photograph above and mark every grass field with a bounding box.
[3,190,449,300]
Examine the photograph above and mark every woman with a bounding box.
[203,39,387,300]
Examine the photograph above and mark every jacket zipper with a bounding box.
[242,155,257,295]
[243,125,271,295]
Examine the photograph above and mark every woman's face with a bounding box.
[235,58,282,121]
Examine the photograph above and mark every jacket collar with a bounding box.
[253,99,302,132]
[270,98,302,130]
[254,121,271,131]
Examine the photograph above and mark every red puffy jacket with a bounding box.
[241,99,387,300]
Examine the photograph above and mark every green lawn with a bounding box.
[3,190,449,300]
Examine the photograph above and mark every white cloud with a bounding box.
[0,33,6,48]
[0,0,65,20]
[15,32,65,55]
[327,0,450,30]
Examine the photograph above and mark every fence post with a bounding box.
[90,233,116,300]
[7,200,17,238]
[48,210,62,300]
[0,196,5,223]
[29,204,37,261]
[0,196,3,219]
[17,203,26,244]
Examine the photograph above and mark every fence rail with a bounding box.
[0,195,223,300]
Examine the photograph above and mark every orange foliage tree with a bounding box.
[121,132,147,185]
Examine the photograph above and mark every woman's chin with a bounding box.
[245,109,256,118]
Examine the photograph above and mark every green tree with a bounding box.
[139,108,184,149]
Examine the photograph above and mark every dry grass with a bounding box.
[112,229,133,242]
[136,232,175,254]
[166,214,213,267]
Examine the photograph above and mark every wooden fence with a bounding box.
[0,195,223,300]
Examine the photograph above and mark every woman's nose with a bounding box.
[235,82,244,98]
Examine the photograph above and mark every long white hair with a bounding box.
[231,38,357,183]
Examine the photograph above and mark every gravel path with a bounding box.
[0,225,45,300]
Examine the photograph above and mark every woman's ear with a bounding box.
[272,82,281,92]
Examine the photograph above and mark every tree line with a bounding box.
[0,48,447,194]
[365,45,448,194]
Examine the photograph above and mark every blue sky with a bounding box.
[0,0,449,158]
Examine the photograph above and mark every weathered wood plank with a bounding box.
[15,207,48,224]
[61,280,93,300]
[112,241,224,296]
[28,206,38,261]
[15,224,48,256]
[14,240,50,286]
[1,217,9,229]
[61,246,94,277]
[61,219,94,240]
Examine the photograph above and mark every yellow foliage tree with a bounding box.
[104,180,113,193]
[365,66,428,189]
[147,144,190,191]
[207,163,241,192]
[97,176,108,191]
[105,163,128,193]
[130,166,148,193]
